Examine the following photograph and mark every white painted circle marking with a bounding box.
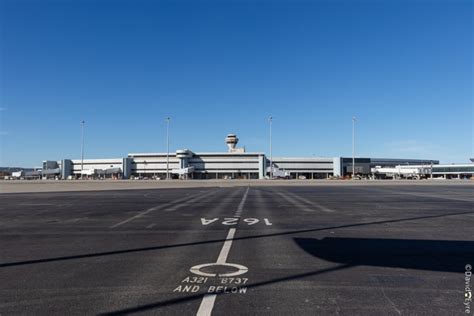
[190,263,248,277]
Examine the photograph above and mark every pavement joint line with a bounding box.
[357,187,474,203]
[109,189,219,228]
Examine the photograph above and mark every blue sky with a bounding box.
[1,0,472,167]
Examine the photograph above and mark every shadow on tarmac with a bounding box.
[294,237,473,273]
[1,210,473,268]
[98,263,354,315]
[101,236,474,314]
[99,235,474,314]
[3,211,473,314]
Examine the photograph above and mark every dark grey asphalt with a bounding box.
[0,184,473,315]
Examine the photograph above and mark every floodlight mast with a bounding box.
[352,116,357,178]
[80,120,85,179]
[269,116,273,179]
[166,117,171,180]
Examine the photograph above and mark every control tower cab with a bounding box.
[225,134,245,153]
[176,149,193,168]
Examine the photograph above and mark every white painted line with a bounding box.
[110,190,217,228]
[196,294,217,316]
[288,192,335,213]
[276,192,315,212]
[164,190,219,212]
[235,186,250,215]
[196,227,238,315]
[216,228,236,264]
[196,188,248,316]
[146,223,156,229]
[190,262,248,277]
[276,191,335,213]
[110,205,162,228]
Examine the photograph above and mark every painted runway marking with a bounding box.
[164,191,218,212]
[197,295,217,316]
[200,218,272,226]
[110,190,217,228]
[288,192,335,213]
[217,228,236,264]
[276,191,335,213]
[109,205,162,228]
[195,188,250,316]
[146,223,156,229]
[222,218,239,225]
[201,218,219,225]
[234,186,249,218]
[196,227,244,316]
[276,192,316,212]
[190,262,248,277]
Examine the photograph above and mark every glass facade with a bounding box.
[433,166,474,173]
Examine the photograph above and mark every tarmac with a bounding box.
[0,182,473,315]
[1,178,473,193]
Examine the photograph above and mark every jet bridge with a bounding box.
[371,165,431,179]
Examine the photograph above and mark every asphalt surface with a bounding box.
[0,184,473,315]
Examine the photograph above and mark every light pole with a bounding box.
[166,117,170,180]
[80,120,85,179]
[269,116,273,179]
[352,116,356,178]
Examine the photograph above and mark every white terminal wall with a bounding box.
[129,152,265,177]
[70,159,123,174]
[54,152,440,179]
[62,154,337,177]
[190,153,264,172]
[128,153,179,173]
[272,157,334,173]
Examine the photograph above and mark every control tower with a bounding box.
[225,134,245,153]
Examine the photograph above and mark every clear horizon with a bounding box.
[1,0,472,167]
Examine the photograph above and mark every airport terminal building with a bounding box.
[36,134,452,180]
